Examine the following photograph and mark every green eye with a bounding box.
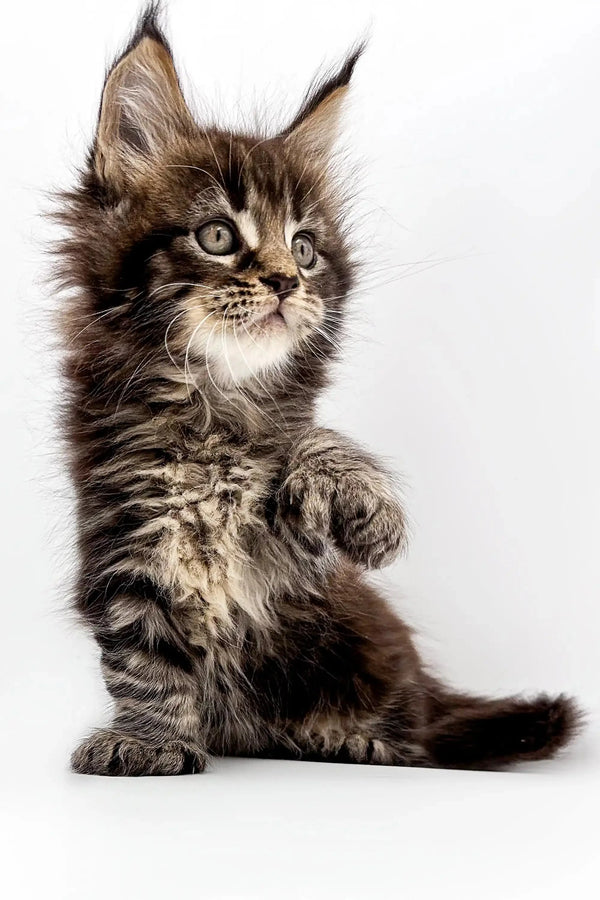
[196,219,237,255]
[291,232,316,269]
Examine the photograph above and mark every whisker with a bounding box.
[68,306,130,343]
[114,350,157,413]
[312,326,344,355]
[298,168,330,207]
[220,313,241,388]
[203,321,238,408]
[164,164,226,196]
[291,158,311,200]
[148,281,214,300]
[237,137,272,188]
[163,308,192,375]
[183,310,218,404]
[235,321,289,435]
[200,126,227,191]
[218,306,282,433]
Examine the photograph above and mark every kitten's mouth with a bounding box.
[248,303,288,333]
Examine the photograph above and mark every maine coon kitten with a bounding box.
[58,6,579,776]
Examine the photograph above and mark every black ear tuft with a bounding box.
[135,1,164,40]
[112,2,171,71]
[282,42,366,137]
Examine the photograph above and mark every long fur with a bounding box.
[56,6,581,776]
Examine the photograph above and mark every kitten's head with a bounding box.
[62,6,361,402]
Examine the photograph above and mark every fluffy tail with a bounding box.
[421,678,582,769]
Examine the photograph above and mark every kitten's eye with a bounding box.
[291,232,316,269]
[196,219,237,255]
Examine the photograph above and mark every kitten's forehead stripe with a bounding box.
[234,210,260,251]
[284,219,300,248]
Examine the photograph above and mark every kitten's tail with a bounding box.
[421,677,583,769]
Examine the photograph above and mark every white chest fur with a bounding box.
[137,453,279,635]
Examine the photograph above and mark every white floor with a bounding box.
[1,559,598,900]
[3,728,598,900]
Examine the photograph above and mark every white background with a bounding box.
[1,0,598,897]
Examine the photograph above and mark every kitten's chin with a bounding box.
[204,321,293,385]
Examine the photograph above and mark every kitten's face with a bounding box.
[186,166,322,385]
[130,134,349,387]
[72,19,360,394]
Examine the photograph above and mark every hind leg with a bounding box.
[269,690,581,771]
[280,706,430,766]
[251,565,581,770]
[250,568,434,767]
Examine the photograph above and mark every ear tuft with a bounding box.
[119,1,168,62]
[282,42,366,158]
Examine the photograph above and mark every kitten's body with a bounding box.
[59,7,579,776]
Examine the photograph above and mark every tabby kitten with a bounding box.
[59,6,579,776]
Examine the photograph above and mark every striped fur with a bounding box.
[58,6,580,776]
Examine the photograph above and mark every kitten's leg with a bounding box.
[277,427,408,569]
[256,564,581,769]
[250,563,429,766]
[278,692,429,767]
[71,575,207,777]
[287,689,581,769]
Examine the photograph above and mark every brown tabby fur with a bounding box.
[56,5,580,776]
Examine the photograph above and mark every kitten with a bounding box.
[57,5,579,776]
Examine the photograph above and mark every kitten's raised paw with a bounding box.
[71,729,207,776]
[332,487,408,569]
[277,468,408,568]
[276,471,334,555]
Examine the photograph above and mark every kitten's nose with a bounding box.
[260,274,299,301]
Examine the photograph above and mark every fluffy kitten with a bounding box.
[57,6,579,776]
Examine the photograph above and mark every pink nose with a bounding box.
[260,274,300,300]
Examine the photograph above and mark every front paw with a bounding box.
[71,729,207,777]
[331,480,408,569]
[276,470,334,555]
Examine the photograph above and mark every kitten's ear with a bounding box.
[94,7,196,188]
[281,44,365,159]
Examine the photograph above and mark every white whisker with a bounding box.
[203,321,238,408]
[237,137,272,188]
[183,310,217,403]
[164,164,227,196]
[235,321,289,434]
[200,126,227,191]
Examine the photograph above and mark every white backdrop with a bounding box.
[1,1,598,898]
